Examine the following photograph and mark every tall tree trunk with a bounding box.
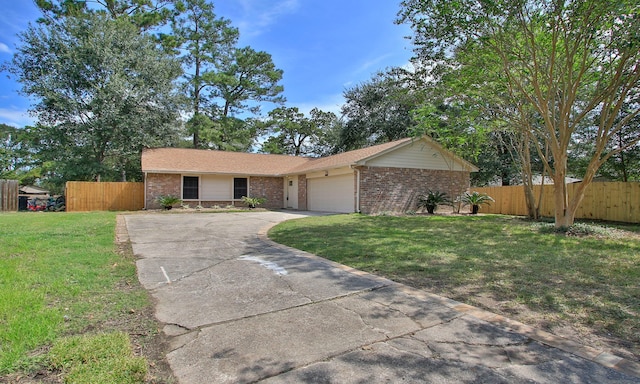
[193,49,202,148]
[552,152,574,228]
[518,131,539,219]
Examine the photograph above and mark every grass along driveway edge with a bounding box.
[268,214,640,362]
[0,212,173,383]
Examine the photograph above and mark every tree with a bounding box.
[0,124,36,182]
[35,0,175,30]
[10,13,183,185]
[307,108,344,157]
[204,46,285,150]
[340,67,426,151]
[571,99,640,182]
[399,0,640,228]
[170,0,238,148]
[170,0,284,150]
[209,46,285,120]
[259,107,338,156]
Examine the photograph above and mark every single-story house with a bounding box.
[141,136,478,214]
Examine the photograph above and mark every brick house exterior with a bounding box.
[141,136,478,214]
[357,167,470,214]
[146,173,181,209]
[249,176,285,210]
[297,175,308,211]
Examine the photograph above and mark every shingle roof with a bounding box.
[141,148,312,176]
[141,136,477,175]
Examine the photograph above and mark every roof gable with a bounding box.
[359,136,479,172]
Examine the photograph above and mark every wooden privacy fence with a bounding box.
[66,181,144,212]
[473,182,640,223]
[0,179,19,212]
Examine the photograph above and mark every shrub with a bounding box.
[461,191,494,214]
[241,196,266,209]
[416,190,451,214]
[155,195,181,210]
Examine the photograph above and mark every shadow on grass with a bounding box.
[269,214,640,358]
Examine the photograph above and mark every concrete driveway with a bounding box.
[123,211,639,383]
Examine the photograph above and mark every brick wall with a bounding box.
[249,176,284,209]
[297,175,307,210]
[357,166,470,214]
[146,173,181,209]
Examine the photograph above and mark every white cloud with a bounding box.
[0,108,35,127]
[0,42,11,54]
[353,53,393,75]
[235,0,300,37]
[293,93,345,116]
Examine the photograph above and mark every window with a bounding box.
[234,178,248,199]
[183,176,199,200]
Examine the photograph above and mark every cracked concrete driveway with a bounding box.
[123,211,640,384]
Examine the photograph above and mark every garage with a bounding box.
[307,173,355,213]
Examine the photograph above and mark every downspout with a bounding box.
[143,171,148,210]
[352,165,361,213]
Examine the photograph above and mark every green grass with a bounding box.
[269,214,640,357]
[49,332,147,384]
[0,212,151,380]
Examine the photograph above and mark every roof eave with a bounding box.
[143,169,284,177]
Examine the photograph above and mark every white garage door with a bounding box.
[308,173,355,213]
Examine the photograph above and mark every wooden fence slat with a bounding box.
[65,181,144,212]
[0,179,19,212]
[473,182,640,224]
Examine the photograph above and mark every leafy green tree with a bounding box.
[204,46,285,150]
[340,68,425,151]
[399,0,640,228]
[0,124,31,180]
[412,102,488,163]
[209,46,285,119]
[10,14,183,185]
[307,108,344,157]
[35,0,174,30]
[571,99,640,182]
[259,107,337,156]
[170,0,238,148]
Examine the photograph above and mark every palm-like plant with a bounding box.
[416,190,451,214]
[156,195,181,210]
[461,191,494,214]
[241,196,266,209]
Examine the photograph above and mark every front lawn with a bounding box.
[0,212,168,382]
[269,214,640,360]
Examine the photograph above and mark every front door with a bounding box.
[286,176,298,209]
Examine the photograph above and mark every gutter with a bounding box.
[351,165,361,213]
[143,171,147,210]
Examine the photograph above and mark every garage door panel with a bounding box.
[308,174,354,213]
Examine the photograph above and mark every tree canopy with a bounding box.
[35,0,175,30]
[399,0,640,227]
[259,107,341,156]
[169,0,284,149]
[10,13,183,185]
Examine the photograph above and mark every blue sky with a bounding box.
[0,0,414,127]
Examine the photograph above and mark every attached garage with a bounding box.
[307,173,355,213]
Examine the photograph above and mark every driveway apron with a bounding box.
[124,211,640,384]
